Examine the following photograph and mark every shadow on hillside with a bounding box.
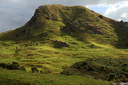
[61,58,128,81]
[114,21,128,49]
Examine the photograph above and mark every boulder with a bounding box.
[83,9,86,11]
[78,20,83,23]
[60,42,69,47]
[72,42,77,45]
[88,30,93,34]
[35,6,44,16]
[96,17,100,22]
[54,41,69,48]
[97,30,103,35]
[87,19,94,22]
[73,21,79,26]
[98,26,101,30]
[38,6,44,9]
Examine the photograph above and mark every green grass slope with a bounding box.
[0,4,128,48]
[0,67,111,85]
[0,4,128,84]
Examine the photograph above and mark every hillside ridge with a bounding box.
[0,4,128,48]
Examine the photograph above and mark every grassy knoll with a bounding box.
[0,40,128,82]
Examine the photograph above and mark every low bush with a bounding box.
[98,15,103,19]
[0,62,24,70]
[61,58,128,81]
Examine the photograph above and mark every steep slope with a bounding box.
[0,4,128,48]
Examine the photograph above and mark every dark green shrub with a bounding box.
[0,62,19,70]
[20,67,26,71]
[122,68,128,72]
[98,15,103,19]
[31,67,38,73]
[61,58,128,81]
[61,68,81,75]
[7,62,19,70]
[0,63,7,68]
[122,63,128,67]
[109,73,116,80]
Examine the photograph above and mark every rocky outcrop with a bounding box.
[54,40,69,48]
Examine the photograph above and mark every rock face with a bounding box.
[35,6,44,16]
[88,30,93,34]
[54,41,69,48]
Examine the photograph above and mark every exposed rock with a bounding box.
[69,21,80,32]
[38,6,44,9]
[83,9,86,11]
[35,6,44,16]
[12,62,19,65]
[96,17,100,22]
[54,41,69,48]
[91,10,94,12]
[88,26,94,30]
[80,29,84,32]
[73,21,79,26]
[98,26,101,30]
[97,30,103,35]
[78,20,83,23]
[98,15,103,19]
[120,20,127,27]
[72,42,77,45]
[61,68,81,75]
[60,42,69,47]
[87,19,94,22]
[16,34,19,38]
[88,30,93,34]
[21,30,26,34]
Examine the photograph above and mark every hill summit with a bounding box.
[1,4,128,48]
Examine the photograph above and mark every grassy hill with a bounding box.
[1,4,128,47]
[0,4,128,84]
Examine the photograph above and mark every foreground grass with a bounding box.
[0,40,128,84]
[0,67,111,85]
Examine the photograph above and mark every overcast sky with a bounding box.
[0,0,128,33]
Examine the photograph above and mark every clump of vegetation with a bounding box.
[31,67,38,73]
[0,62,24,70]
[0,67,111,85]
[61,58,128,81]
[98,15,103,19]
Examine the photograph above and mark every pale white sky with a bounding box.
[0,0,128,32]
